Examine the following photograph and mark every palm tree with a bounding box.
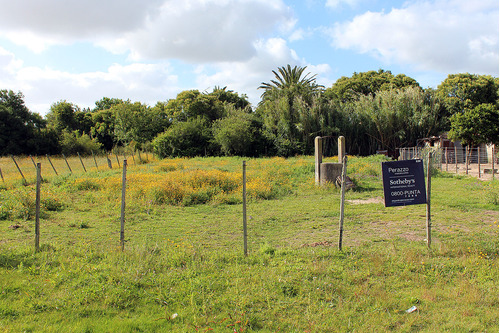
[258,65,324,102]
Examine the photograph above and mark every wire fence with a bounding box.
[399,146,498,179]
[0,152,154,185]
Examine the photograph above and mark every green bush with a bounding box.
[60,130,102,156]
[152,117,212,158]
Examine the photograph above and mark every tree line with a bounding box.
[1,68,498,158]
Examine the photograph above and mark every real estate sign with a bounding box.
[381,159,427,207]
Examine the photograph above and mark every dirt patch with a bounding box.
[300,241,336,248]
[346,197,384,205]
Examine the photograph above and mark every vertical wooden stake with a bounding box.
[478,147,481,178]
[492,145,496,180]
[0,167,4,182]
[426,152,432,249]
[78,152,87,172]
[242,161,248,256]
[445,147,448,172]
[465,146,469,175]
[120,160,127,251]
[315,136,322,185]
[116,154,121,168]
[46,154,58,175]
[10,155,26,184]
[35,163,41,252]
[63,154,72,174]
[339,156,347,251]
[455,146,458,174]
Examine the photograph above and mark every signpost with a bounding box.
[382,157,432,248]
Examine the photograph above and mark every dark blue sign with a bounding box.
[382,159,427,207]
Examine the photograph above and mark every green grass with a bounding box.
[0,155,498,332]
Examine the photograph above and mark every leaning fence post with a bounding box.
[62,154,72,174]
[10,155,26,184]
[46,154,58,176]
[78,152,87,173]
[120,160,127,251]
[35,163,41,252]
[339,156,347,251]
[92,151,98,170]
[0,167,3,182]
[116,154,121,168]
[242,161,248,256]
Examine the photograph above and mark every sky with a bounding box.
[0,0,498,116]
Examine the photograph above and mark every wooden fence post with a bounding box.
[0,168,3,182]
[46,154,58,176]
[92,151,98,169]
[339,156,347,251]
[455,146,458,174]
[35,163,41,252]
[478,147,481,178]
[78,152,87,173]
[10,155,26,184]
[492,145,496,180]
[62,154,72,174]
[315,136,322,185]
[242,161,248,256]
[426,152,432,249]
[120,160,127,251]
[116,154,121,168]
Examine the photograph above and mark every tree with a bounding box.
[436,73,499,117]
[212,105,263,156]
[207,86,250,110]
[325,69,420,102]
[164,90,225,123]
[258,65,324,104]
[152,117,212,158]
[113,101,170,148]
[0,90,52,155]
[257,65,324,156]
[353,87,444,154]
[46,101,79,133]
[448,103,499,147]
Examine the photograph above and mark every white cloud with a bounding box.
[325,0,359,9]
[330,0,499,74]
[0,0,295,63]
[0,51,179,115]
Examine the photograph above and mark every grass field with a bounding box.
[0,155,498,332]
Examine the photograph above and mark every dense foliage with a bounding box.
[1,69,498,157]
